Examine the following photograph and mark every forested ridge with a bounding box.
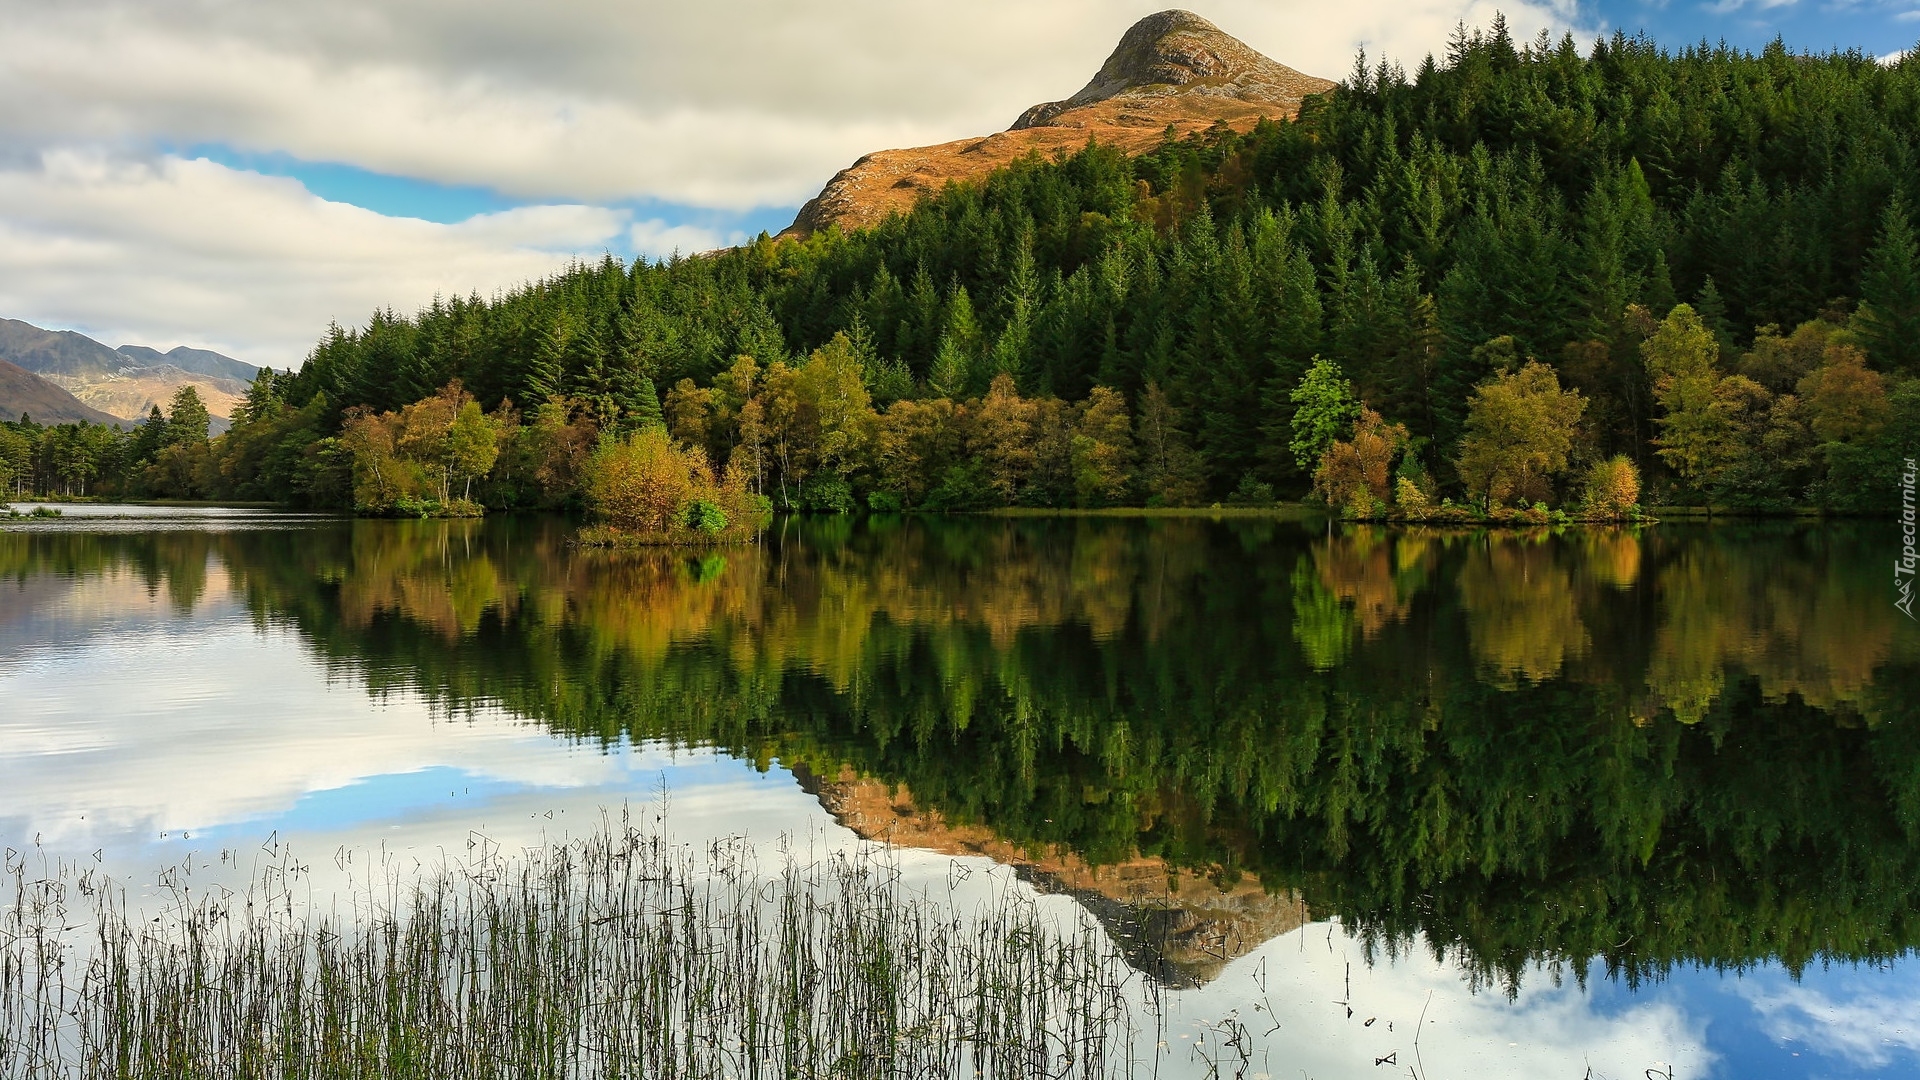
[7,21,1919,512]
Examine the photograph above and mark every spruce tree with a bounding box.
[629,376,664,431]
[132,406,167,464]
[523,312,569,405]
[163,386,211,445]
[1857,196,1920,375]
[928,335,971,400]
[1694,278,1739,359]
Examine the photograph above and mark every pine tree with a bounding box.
[944,284,982,359]
[1383,262,1443,446]
[1857,195,1920,375]
[903,265,943,368]
[566,315,615,423]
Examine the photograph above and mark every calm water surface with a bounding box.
[3,509,1917,1079]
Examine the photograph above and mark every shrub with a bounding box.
[922,461,1000,512]
[1227,473,1275,506]
[1579,456,1642,520]
[683,498,728,534]
[1393,475,1429,512]
[798,474,855,514]
[581,427,765,544]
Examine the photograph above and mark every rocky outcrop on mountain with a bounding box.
[797,765,1306,988]
[784,10,1332,238]
[0,318,257,425]
[1010,10,1331,129]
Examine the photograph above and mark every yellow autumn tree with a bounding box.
[1313,407,1409,516]
[1643,304,1728,491]
[969,373,1038,501]
[1071,386,1134,506]
[586,426,709,533]
[1456,361,1587,508]
[1578,456,1642,519]
[583,426,767,543]
[875,397,962,507]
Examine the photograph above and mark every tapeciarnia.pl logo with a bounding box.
[1901,456,1917,620]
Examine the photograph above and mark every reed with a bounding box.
[1,816,1146,1080]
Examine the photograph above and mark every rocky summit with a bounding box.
[784,10,1332,238]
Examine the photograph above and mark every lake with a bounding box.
[3,508,1917,1078]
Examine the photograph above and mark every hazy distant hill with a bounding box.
[0,318,258,424]
[0,357,127,426]
[114,344,260,384]
[0,318,126,379]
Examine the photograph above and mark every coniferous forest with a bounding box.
[9,22,1920,515]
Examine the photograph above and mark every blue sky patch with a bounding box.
[1584,957,1920,1078]
[1588,2,1919,59]
[181,143,797,260]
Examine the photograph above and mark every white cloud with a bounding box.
[0,150,624,365]
[1740,977,1920,1069]
[1707,0,1805,13]
[1165,923,1715,1080]
[0,2,1593,209]
[630,219,746,261]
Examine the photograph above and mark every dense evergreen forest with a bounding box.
[9,22,1919,512]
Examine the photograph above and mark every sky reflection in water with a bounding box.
[1,510,1916,1079]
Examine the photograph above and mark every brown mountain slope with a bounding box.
[0,358,126,426]
[784,10,1332,238]
[798,765,1305,988]
[0,317,256,426]
[56,366,250,429]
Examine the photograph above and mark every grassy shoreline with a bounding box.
[1,820,1150,1079]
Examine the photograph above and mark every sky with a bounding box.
[3,1,1920,369]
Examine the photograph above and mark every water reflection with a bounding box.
[7,517,1915,993]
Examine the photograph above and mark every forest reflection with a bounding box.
[6,515,1916,990]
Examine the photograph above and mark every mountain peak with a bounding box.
[785,12,1331,237]
[1011,10,1324,130]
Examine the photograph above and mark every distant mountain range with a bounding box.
[0,318,259,431]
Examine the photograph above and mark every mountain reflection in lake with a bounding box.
[2,512,1917,1078]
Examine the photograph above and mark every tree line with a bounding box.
[0,386,226,500]
[14,20,1920,512]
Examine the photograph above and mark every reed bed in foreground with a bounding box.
[1,818,1145,1080]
